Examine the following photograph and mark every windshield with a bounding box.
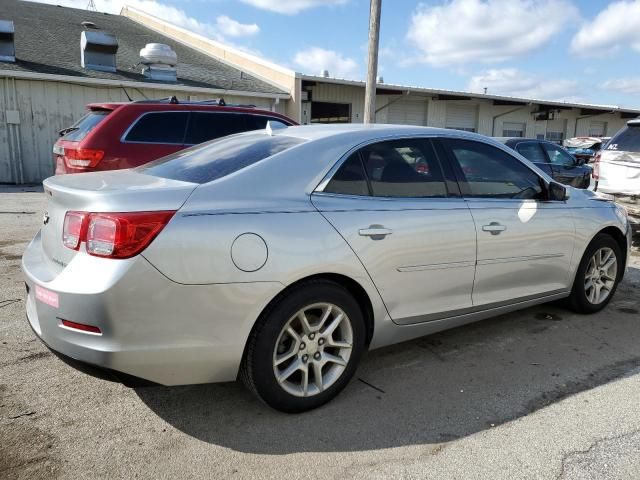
[60,110,110,141]
[607,126,640,153]
[137,132,306,184]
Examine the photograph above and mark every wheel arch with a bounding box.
[596,225,628,267]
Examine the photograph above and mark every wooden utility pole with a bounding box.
[363,0,382,124]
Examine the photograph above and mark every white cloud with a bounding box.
[406,0,578,66]
[30,0,258,42]
[215,15,259,37]
[293,47,359,79]
[602,78,640,95]
[240,0,348,15]
[468,68,580,101]
[571,1,640,56]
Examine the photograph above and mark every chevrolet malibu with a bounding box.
[23,124,632,412]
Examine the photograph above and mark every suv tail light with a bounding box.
[63,148,105,168]
[63,211,176,258]
[593,151,602,180]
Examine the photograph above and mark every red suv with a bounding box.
[53,97,296,174]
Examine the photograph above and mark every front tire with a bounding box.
[241,280,366,413]
[568,233,623,314]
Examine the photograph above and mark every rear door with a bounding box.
[312,137,477,325]
[442,138,575,306]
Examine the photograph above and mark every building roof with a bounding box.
[301,74,640,116]
[0,0,287,96]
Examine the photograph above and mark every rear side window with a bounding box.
[247,115,290,130]
[185,112,249,145]
[61,111,109,141]
[125,112,189,144]
[137,133,305,184]
[324,153,369,196]
[607,126,640,153]
[516,142,547,163]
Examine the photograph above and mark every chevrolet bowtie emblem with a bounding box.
[43,211,50,225]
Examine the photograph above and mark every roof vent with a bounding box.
[0,20,15,63]
[140,43,177,82]
[81,21,98,29]
[81,30,118,72]
[321,69,330,78]
[377,75,384,84]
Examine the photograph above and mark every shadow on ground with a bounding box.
[136,267,640,454]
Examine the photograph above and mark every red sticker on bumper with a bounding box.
[35,285,59,308]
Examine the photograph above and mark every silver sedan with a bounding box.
[22,124,632,412]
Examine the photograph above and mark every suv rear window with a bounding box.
[607,125,640,153]
[61,110,109,142]
[137,133,305,184]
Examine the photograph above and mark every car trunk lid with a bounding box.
[40,170,197,276]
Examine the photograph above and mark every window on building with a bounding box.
[545,131,564,144]
[588,121,607,138]
[311,102,351,123]
[502,122,525,137]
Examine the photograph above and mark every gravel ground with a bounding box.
[1,186,640,479]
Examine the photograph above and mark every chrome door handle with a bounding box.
[358,225,393,238]
[482,222,506,235]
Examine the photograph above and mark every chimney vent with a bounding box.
[81,30,118,72]
[140,43,177,82]
[320,69,329,78]
[0,20,15,63]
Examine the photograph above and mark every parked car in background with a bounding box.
[563,136,610,164]
[24,125,630,412]
[496,138,592,189]
[594,119,640,230]
[53,97,296,174]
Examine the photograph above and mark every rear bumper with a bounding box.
[22,231,283,385]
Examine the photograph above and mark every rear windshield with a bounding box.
[137,132,305,184]
[61,110,110,141]
[607,125,640,153]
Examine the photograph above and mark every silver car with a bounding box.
[22,124,632,412]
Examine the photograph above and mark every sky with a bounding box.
[31,0,640,108]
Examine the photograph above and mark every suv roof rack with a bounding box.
[131,96,257,108]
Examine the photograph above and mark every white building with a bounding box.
[1,1,639,184]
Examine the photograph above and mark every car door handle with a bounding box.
[358,225,393,238]
[482,222,506,235]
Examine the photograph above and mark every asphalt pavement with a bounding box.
[1,186,639,479]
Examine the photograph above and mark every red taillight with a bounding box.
[62,211,87,250]
[60,319,102,334]
[593,151,601,180]
[63,210,176,258]
[64,148,104,168]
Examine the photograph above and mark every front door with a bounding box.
[312,138,477,325]
[442,138,576,306]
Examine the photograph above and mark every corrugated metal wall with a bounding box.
[0,77,284,184]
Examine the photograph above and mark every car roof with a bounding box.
[270,123,457,142]
[87,101,292,120]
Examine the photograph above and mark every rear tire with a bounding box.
[567,233,623,314]
[241,280,365,413]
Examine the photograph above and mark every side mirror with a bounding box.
[547,181,568,201]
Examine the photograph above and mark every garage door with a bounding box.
[589,121,607,137]
[502,122,525,137]
[445,104,477,132]
[387,98,427,125]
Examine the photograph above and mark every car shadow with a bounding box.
[135,266,640,454]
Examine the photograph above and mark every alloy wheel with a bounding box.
[272,302,353,398]
[584,247,617,305]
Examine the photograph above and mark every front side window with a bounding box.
[516,142,547,163]
[542,143,575,166]
[247,115,290,130]
[446,139,544,200]
[125,112,189,144]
